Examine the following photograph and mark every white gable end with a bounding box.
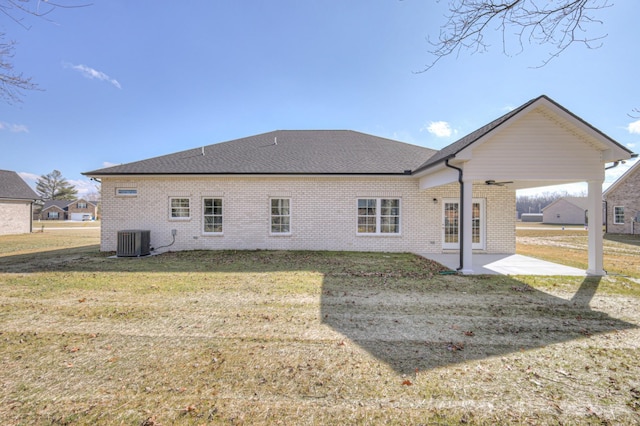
[463,107,604,185]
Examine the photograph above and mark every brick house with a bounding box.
[39,198,98,221]
[542,197,588,225]
[0,169,39,235]
[604,160,640,234]
[84,96,635,275]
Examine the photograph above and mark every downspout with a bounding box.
[445,158,464,271]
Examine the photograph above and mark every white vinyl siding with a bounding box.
[464,109,604,182]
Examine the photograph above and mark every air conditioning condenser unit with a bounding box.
[117,230,151,257]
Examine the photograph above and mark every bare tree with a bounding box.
[423,0,611,71]
[0,1,91,103]
[0,34,38,103]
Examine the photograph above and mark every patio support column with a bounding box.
[587,180,605,276]
[460,179,474,274]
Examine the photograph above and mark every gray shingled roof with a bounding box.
[0,170,38,200]
[41,199,98,211]
[84,130,437,176]
[41,200,72,211]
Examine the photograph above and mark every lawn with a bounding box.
[516,228,640,278]
[0,230,639,424]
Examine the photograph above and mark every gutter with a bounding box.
[444,157,464,271]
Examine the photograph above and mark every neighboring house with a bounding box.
[39,198,98,221]
[84,95,635,275]
[542,197,588,225]
[0,169,39,236]
[604,160,640,234]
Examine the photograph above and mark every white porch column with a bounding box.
[460,179,474,274]
[587,180,605,276]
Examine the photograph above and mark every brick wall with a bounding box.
[0,200,32,235]
[67,199,97,218]
[605,165,640,234]
[100,176,515,254]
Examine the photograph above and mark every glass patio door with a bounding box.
[442,198,485,250]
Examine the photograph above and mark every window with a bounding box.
[170,197,190,219]
[357,198,400,234]
[48,211,59,219]
[203,198,223,233]
[116,188,137,197]
[270,198,291,234]
[614,206,624,224]
[77,202,87,209]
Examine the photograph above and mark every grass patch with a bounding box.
[516,229,640,278]
[1,233,640,424]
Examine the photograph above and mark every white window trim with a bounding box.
[270,197,292,236]
[202,197,223,235]
[116,188,138,197]
[169,197,191,221]
[356,198,402,236]
[613,206,624,225]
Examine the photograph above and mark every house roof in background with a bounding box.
[542,197,589,212]
[41,199,97,211]
[83,130,437,176]
[41,200,71,211]
[0,170,39,201]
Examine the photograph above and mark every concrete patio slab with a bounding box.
[422,253,587,276]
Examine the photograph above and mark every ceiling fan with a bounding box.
[485,179,514,186]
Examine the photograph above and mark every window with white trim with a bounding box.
[203,198,223,233]
[77,202,87,209]
[170,197,190,219]
[48,211,59,219]
[270,198,291,234]
[614,206,624,224]
[357,198,400,234]
[116,188,137,197]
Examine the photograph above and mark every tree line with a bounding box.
[516,191,584,218]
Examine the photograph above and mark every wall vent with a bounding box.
[117,230,151,257]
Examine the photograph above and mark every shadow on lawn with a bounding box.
[321,274,637,374]
[0,248,635,375]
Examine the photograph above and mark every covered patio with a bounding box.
[424,253,586,276]
[413,96,635,276]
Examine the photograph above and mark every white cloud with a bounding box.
[423,121,453,138]
[604,158,639,184]
[18,172,39,186]
[0,122,29,133]
[102,161,118,168]
[627,143,636,149]
[67,63,122,89]
[627,120,640,134]
[69,179,100,197]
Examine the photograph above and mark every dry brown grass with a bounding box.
[0,232,639,424]
[516,229,640,278]
[0,230,640,426]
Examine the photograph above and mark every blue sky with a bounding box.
[1,0,638,197]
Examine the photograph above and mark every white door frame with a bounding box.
[442,198,485,250]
